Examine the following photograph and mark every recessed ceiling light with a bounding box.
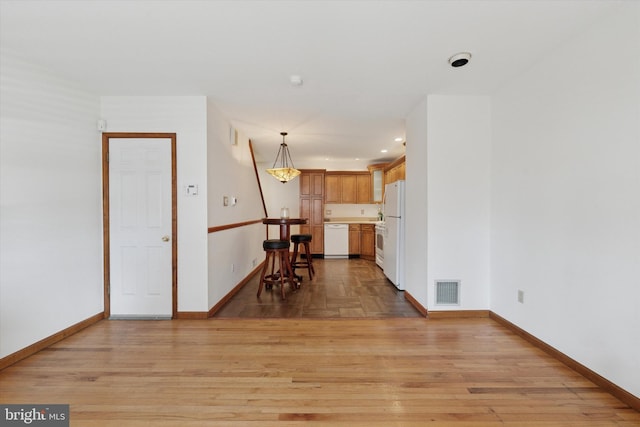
[290,75,303,86]
[381,149,388,153]
[448,52,472,68]
[394,137,403,142]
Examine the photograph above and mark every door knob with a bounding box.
[162,235,170,242]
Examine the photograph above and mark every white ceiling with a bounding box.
[0,0,621,169]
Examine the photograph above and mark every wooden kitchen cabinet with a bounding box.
[384,156,405,185]
[356,174,371,204]
[360,224,375,260]
[324,175,340,203]
[300,171,324,197]
[299,169,325,255]
[349,224,361,255]
[325,172,371,204]
[341,175,357,203]
[346,223,375,259]
[367,163,386,203]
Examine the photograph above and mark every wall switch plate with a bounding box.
[223,196,229,206]
[518,290,524,304]
[230,126,238,145]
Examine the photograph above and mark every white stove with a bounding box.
[375,221,385,268]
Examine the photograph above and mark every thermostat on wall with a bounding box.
[185,184,198,196]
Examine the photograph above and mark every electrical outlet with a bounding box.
[361,209,365,215]
[223,196,229,206]
[518,290,524,304]
[326,209,332,215]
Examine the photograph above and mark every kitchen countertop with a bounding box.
[324,217,382,225]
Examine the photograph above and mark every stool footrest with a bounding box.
[257,240,299,300]
[290,239,315,280]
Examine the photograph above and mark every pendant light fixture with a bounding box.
[266,132,301,183]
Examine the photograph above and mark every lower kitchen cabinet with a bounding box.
[360,224,375,261]
[349,224,361,255]
[346,223,376,260]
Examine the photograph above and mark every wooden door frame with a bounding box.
[102,132,178,319]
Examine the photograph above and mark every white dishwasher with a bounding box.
[324,223,349,259]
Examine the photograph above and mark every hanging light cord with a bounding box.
[272,133,296,169]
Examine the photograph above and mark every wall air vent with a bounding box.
[435,280,460,305]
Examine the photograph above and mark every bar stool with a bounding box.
[290,234,315,280]
[257,239,297,300]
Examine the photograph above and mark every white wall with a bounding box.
[426,95,492,311]
[404,98,429,305]
[404,95,491,311]
[324,203,380,219]
[0,52,103,357]
[206,102,265,307]
[490,5,640,397]
[100,96,209,312]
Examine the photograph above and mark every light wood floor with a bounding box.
[1,317,638,426]
[214,258,423,318]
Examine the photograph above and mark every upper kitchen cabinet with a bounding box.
[325,172,371,204]
[367,163,386,203]
[384,156,405,184]
[356,174,371,204]
[300,170,324,197]
[325,174,340,203]
[341,174,357,203]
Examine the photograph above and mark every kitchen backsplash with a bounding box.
[325,203,381,219]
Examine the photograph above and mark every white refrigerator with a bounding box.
[383,180,405,290]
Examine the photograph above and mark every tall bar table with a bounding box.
[262,217,308,241]
[262,217,308,284]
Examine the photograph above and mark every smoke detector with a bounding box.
[290,75,303,86]
[448,52,472,68]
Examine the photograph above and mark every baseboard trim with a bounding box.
[489,311,640,412]
[208,262,265,317]
[0,312,104,371]
[428,310,491,319]
[403,291,428,317]
[175,311,208,320]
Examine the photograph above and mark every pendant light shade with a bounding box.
[266,132,301,183]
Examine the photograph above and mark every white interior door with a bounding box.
[109,138,172,318]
